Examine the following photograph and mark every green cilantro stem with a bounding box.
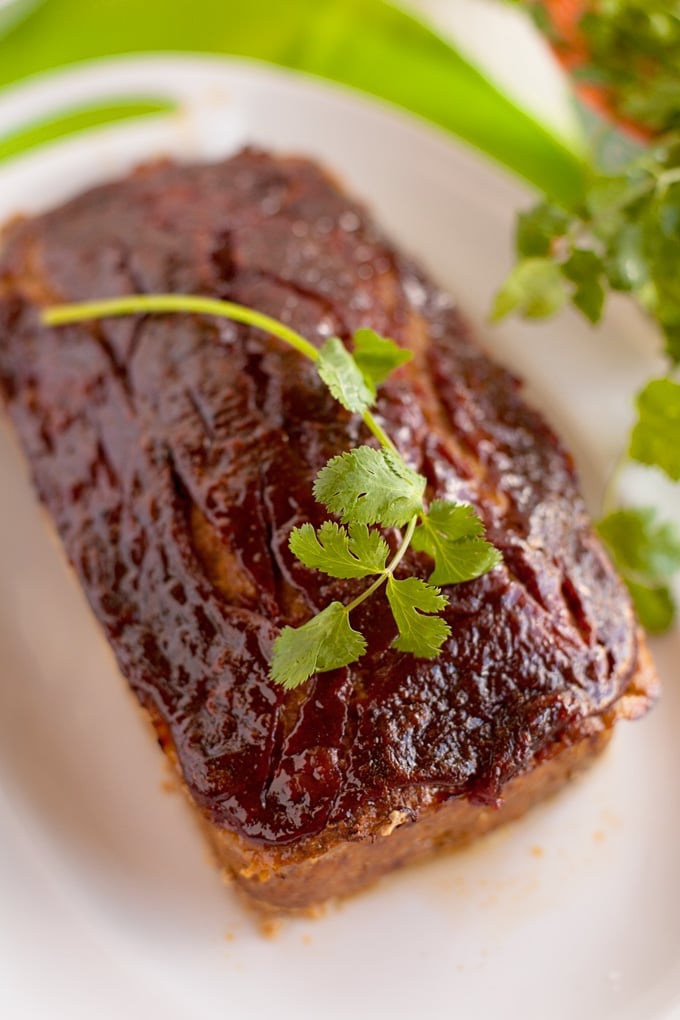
[343,515,418,615]
[362,410,397,454]
[42,294,397,453]
[42,293,321,361]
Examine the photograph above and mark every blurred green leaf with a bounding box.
[629,377,680,480]
[516,201,570,257]
[597,506,680,578]
[0,0,586,202]
[604,221,649,291]
[597,506,680,633]
[492,256,568,320]
[662,322,680,361]
[0,98,175,164]
[625,578,676,633]
[562,248,603,283]
[562,249,606,321]
[572,277,606,322]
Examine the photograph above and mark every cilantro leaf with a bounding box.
[386,576,451,657]
[491,257,568,322]
[597,506,680,633]
[352,328,412,395]
[558,249,606,323]
[629,377,680,480]
[313,445,426,527]
[412,500,502,585]
[623,579,676,634]
[270,602,367,689]
[597,507,680,578]
[516,201,570,258]
[562,248,603,284]
[664,322,680,362]
[605,221,649,292]
[317,336,374,414]
[572,278,606,323]
[289,521,389,579]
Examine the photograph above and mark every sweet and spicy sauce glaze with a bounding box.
[0,151,644,852]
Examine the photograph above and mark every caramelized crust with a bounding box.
[0,151,658,909]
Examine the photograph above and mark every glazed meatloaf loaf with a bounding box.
[0,149,657,912]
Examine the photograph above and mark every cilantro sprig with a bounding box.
[492,129,680,631]
[492,136,680,346]
[42,294,501,689]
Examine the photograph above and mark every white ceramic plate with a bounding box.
[0,56,678,1020]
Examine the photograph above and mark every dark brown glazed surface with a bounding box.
[0,150,642,850]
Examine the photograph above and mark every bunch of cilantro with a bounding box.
[497,0,680,631]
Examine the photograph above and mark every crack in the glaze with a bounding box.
[93,437,120,491]
[560,575,595,646]
[257,456,317,627]
[89,323,136,409]
[185,385,216,445]
[124,313,149,376]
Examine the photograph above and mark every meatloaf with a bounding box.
[0,149,657,912]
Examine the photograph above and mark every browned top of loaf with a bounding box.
[0,150,649,855]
